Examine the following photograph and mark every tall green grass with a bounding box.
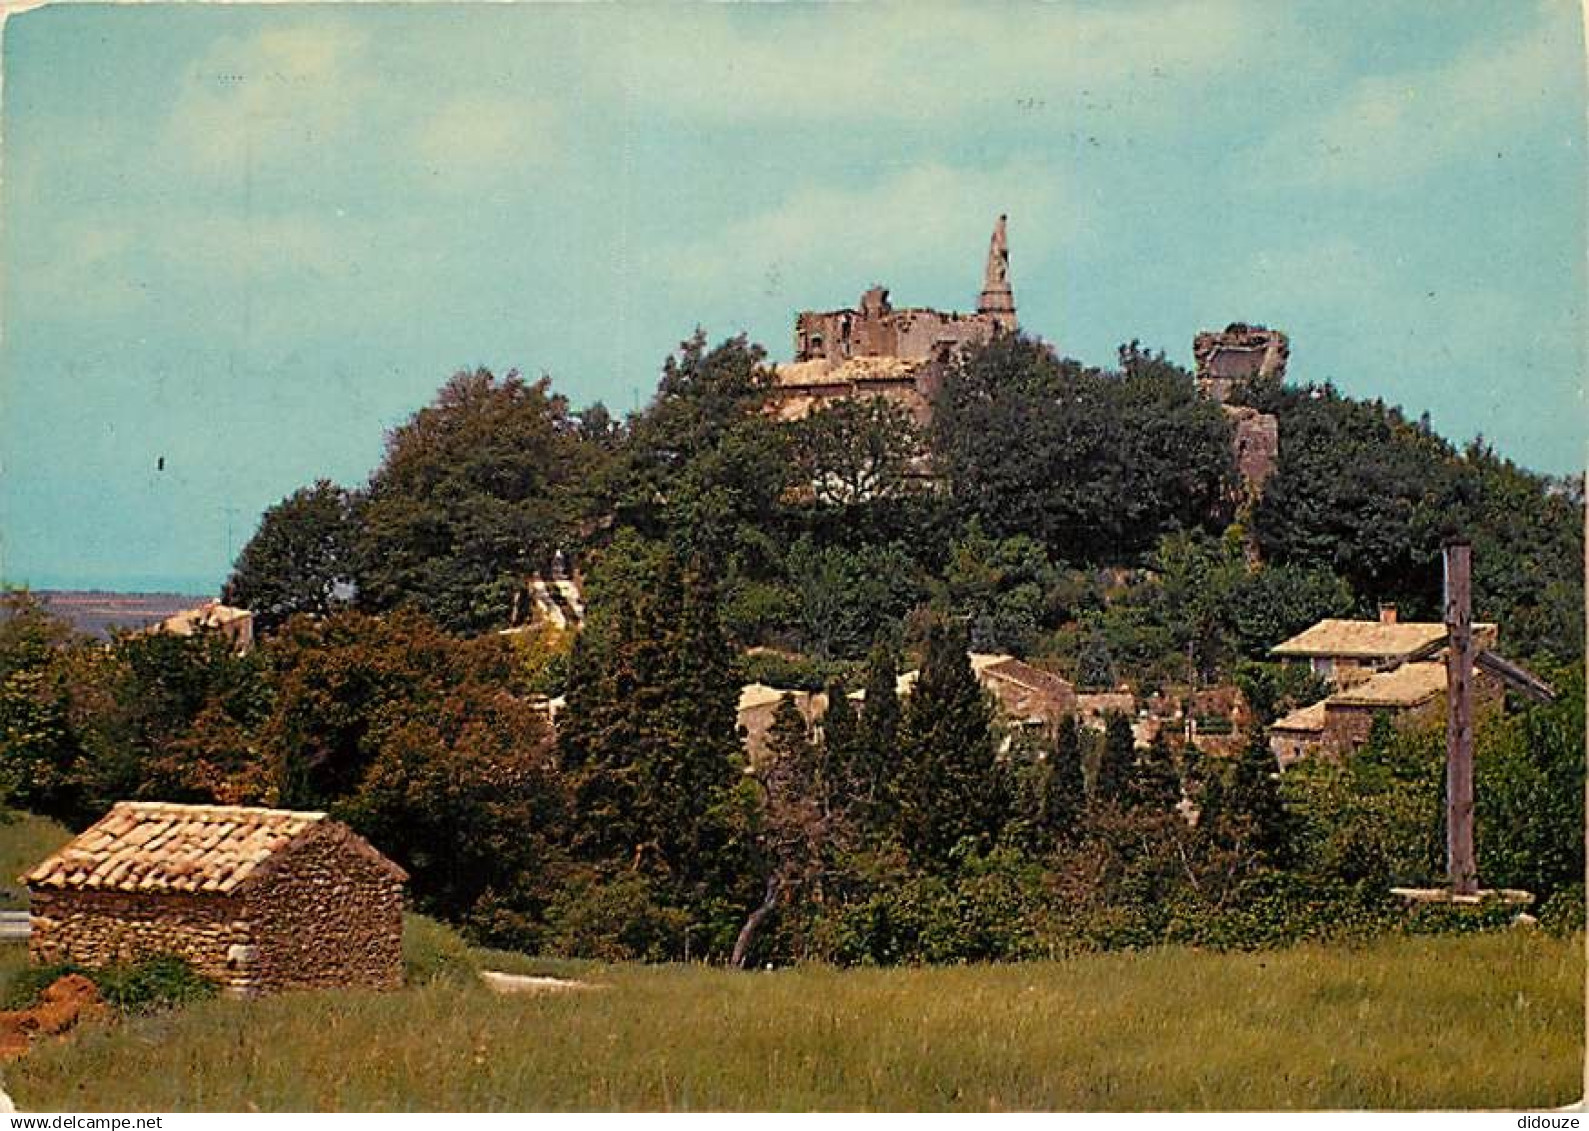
[0,812,72,910]
[5,931,1581,1111]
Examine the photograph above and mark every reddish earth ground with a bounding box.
[0,975,105,1060]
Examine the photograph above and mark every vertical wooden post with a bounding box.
[1444,538,1477,895]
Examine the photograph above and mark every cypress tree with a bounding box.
[818,677,859,811]
[896,619,1005,866]
[1222,728,1293,864]
[1095,711,1136,804]
[1036,713,1086,839]
[764,693,820,804]
[558,535,746,895]
[1127,730,1183,812]
[857,635,901,810]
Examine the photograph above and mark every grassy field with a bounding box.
[1,930,1580,1111]
[0,812,72,910]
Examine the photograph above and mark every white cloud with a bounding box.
[164,22,376,176]
[1240,6,1576,189]
[600,0,1313,128]
[411,94,560,190]
[653,159,1073,312]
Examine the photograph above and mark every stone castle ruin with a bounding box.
[1193,322,1288,500]
[770,216,1289,503]
[770,215,1018,425]
[1192,322,1289,403]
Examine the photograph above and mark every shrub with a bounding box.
[6,955,218,1013]
[1538,884,1584,938]
[403,913,480,987]
[94,955,218,1013]
[2,961,89,1010]
[541,872,691,962]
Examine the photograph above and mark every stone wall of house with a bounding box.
[29,889,251,990]
[1270,728,1324,768]
[1320,674,1504,756]
[239,827,404,993]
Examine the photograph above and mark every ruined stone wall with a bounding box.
[29,889,251,990]
[240,827,403,993]
[1193,324,1289,403]
[795,289,999,364]
[1226,405,1280,498]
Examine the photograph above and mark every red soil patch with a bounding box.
[0,975,106,1060]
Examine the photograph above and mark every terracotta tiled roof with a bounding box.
[1328,662,1447,709]
[22,801,404,894]
[1270,619,1449,659]
[974,654,1074,697]
[739,683,798,713]
[155,601,252,637]
[1270,700,1328,733]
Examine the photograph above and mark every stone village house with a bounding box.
[24,802,407,995]
[1265,609,1550,767]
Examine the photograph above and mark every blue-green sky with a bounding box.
[3,1,1583,593]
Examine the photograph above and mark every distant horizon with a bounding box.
[5,3,1583,593]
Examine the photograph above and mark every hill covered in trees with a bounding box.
[0,330,1580,963]
[226,330,1583,674]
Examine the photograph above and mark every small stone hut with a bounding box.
[23,801,407,995]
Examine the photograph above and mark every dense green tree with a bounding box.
[1128,731,1183,813]
[934,336,1236,563]
[792,395,922,506]
[941,520,1057,655]
[84,629,271,815]
[0,593,89,822]
[786,538,924,661]
[856,636,902,821]
[1209,729,1294,866]
[1472,665,1584,899]
[1095,713,1136,804]
[342,682,565,943]
[354,369,598,634]
[1245,382,1458,618]
[818,677,859,811]
[1035,714,1085,840]
[556,531,757,949]
[223,480,356,634]
[895,620,1007,866]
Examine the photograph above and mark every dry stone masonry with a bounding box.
[24,801,406,996]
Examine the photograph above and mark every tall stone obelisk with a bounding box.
[977,214,1017,332]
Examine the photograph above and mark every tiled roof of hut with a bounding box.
[1327,661,1447,709]
[23,801,405,894]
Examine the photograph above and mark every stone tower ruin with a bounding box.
[775,215,1018,425]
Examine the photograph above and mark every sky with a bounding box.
[2,1,1584,594]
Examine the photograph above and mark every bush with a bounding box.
[6,955,217,1013]
[541,872,691,962]
[2,961,89,1009]
[811,849,1046,965]
[95,955,218,1013]
[403,913,480,987]
[1538,884,1584,938]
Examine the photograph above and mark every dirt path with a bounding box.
[479,971,603,994]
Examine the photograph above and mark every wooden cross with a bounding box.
[1443,538,1477,895]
